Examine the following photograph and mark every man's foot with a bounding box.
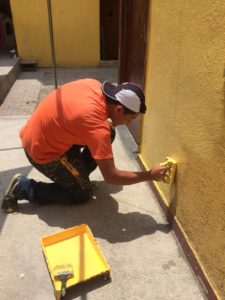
[1,174,22,213]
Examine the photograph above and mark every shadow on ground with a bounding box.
[17,180,171,244]
[1,171,171,299]
[18,180,171,299]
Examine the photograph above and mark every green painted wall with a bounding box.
[10,0,99,66]
[140,0,225,298]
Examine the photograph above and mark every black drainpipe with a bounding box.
[47,0,58,89]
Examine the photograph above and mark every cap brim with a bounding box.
[102,81,117,100]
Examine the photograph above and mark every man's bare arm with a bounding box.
[96,158,165,185]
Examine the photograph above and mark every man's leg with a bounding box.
[27,148,92,204]
[1,127,116,213]
[1,146,92,213]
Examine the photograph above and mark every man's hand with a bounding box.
[150,163,167,181]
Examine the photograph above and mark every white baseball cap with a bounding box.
[102,81,146,113]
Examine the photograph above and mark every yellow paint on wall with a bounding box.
[141,0,225,297]
[10,0,99,66]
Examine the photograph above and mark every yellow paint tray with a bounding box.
[40,224,110,296]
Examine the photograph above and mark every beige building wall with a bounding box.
[139,0,225,298]
[10,0,99,67]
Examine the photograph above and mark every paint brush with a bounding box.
[54,264,74,297]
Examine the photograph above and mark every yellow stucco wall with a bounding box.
[10,0,99,66]
[140,0,225,297]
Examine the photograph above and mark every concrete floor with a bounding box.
[0,68,205,300]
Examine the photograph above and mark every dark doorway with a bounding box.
[0,0,16,53]
[119,0,149,144]
[100,0,119,61]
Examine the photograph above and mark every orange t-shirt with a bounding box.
[20,79,113,164]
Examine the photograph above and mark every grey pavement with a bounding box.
[0,68,205,300]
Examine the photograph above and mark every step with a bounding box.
[0,57,20,105]
[20,60,37,71]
